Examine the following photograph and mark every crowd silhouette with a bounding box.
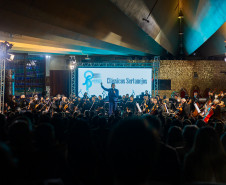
[0,110,226,185]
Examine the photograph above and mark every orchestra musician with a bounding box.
[191,91,200,112]
[161,98,170,115]
[126,95,135,113]
[19,95,29,110]
[55,94,61,111]
[97,95,104,108]
[208,90,214,102]
[125,94,130,102]
[142,95,150,113]
[180,98,190,119]
[156,95,162,104]
[150,97,159,115]
[144,90,150,98]
[89,95,97,111]
[7,95,17,112]
[60,96,69,112]
[171,93,180,112]
[83,92,89,101]
[101,82,119,115]
[4,89,226,119]
[81,93,91,112]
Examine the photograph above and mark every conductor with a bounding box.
[101,82,119,115]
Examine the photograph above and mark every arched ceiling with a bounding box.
[0,0,225,57]
[0,0,164,56]
[183,0,226,55]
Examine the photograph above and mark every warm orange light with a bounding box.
[0,40,81,54]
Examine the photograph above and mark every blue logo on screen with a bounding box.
[83,71,94,90]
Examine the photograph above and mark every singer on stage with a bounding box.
[101,82,119,115]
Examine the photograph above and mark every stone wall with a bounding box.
[159,60,226,97]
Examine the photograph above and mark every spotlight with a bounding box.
[224,57,226,62]
[45,55,51,59]
[69,65,75,70]
[7,54,14,61]
[85,55,91,60]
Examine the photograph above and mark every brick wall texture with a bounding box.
[159,60,226,97]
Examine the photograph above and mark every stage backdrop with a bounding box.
[78,68,152,97]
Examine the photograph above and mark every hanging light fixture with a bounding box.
[178,9,184,19]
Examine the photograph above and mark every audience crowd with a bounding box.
[1,110,226,185]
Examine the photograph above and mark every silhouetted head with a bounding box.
[8,119,32,148]
[143,114,162,133]
[108,117,158,185]
[193,127,224,156]
[0,142,16,184]
[183,125,198,149]
[220,133,226,152]
[196,119,205,128]
[35,123,55,148]
[214,121,224,137]
[167,126,183,148]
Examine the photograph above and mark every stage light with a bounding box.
[178,9,184,19]
[26,60,37,67]
[1,41,13,50]
[7,54,14,61]
[70,65,75,70]
[85,55,91,60]
[224,57,226,62]
[45,55,51,59]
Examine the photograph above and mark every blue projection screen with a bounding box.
[78,68,152,97]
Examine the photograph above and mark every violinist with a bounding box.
[142,95,150,113]
[60,96,69,112]
[150,97,159,115]
[35,97,45,111]
[220,92,226,108]
[28,97,36,111]
[218,91,226,106]
[208,90,214,102]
